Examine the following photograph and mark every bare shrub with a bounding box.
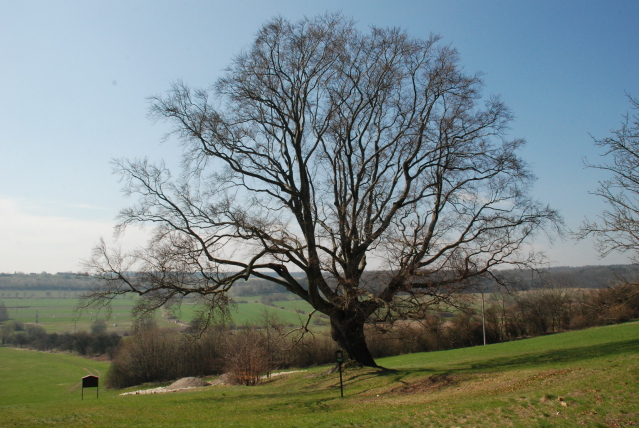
[588,283,639,324]
[223,328,269,386]
[282,332,336,368]
[106,323,180,389]
[90,319,107,334]
[106,321,227,389]
[569,314,589,330]
[446,312,484,348]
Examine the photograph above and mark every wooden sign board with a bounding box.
[82,375,99,399]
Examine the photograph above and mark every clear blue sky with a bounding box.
[1,0,637,273]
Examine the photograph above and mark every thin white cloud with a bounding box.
[0,199,147,273]
[67,203,110,211]
[0,197,627,274]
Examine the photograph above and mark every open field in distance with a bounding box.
[0,294,326,334]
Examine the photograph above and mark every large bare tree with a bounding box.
[84,14,560,367]
[580,94,639,262]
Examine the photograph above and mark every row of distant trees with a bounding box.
[367,282,639,358]
[0,273,93,292]
[0,274,302,299]
[0,319,120,357]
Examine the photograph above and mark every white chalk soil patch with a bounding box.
[120,371,306,396]
[263,370,306,379]
[120,377,210,396]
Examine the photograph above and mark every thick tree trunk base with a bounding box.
[330,316,379,368]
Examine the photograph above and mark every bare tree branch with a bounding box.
[580,94,639,263]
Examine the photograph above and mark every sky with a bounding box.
[1,0,638,273]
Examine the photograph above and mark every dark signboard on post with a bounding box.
[82,375,99,399]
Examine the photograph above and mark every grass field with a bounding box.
[174,300,324,328]
[1,321,638,427]
[0,294,328,334]
[1,297,175,333]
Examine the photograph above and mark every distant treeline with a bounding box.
[485,264,639,290]
[229,279,291,296]
[0,272,301,296]
[367,282,639,360]
[1,265,637,296]
[0,320,120,357]
[0,273,95,292]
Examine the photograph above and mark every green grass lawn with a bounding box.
[0,348,110,407]
[1,321,639,427]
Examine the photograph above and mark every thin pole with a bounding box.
[338,362,343,398]
[481,290,486,346]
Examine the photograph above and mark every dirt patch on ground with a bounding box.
[168,377,210,389]
[120,377,211,396]
[393,374,459,394]
[120,371,306,396]
[208,373,234,386]
[264,370,306,378]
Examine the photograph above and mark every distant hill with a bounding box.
[485,264,639,290]
[1,265,636,294]
[0,272,95,292]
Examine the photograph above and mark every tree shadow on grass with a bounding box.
[464,338,639,372]
[361,338,639,385]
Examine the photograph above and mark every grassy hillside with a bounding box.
[0,348,109,407]
[1,322,638,427]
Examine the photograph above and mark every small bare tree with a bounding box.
[84,14,560,367]
[223,328,269,386]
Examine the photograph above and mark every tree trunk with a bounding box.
[330,315,379,368]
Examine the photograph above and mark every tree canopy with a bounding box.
[85,14,560,367]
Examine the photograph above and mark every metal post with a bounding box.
[481,290,486,346]
[335,350,344,398]
[339,362,343,397]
